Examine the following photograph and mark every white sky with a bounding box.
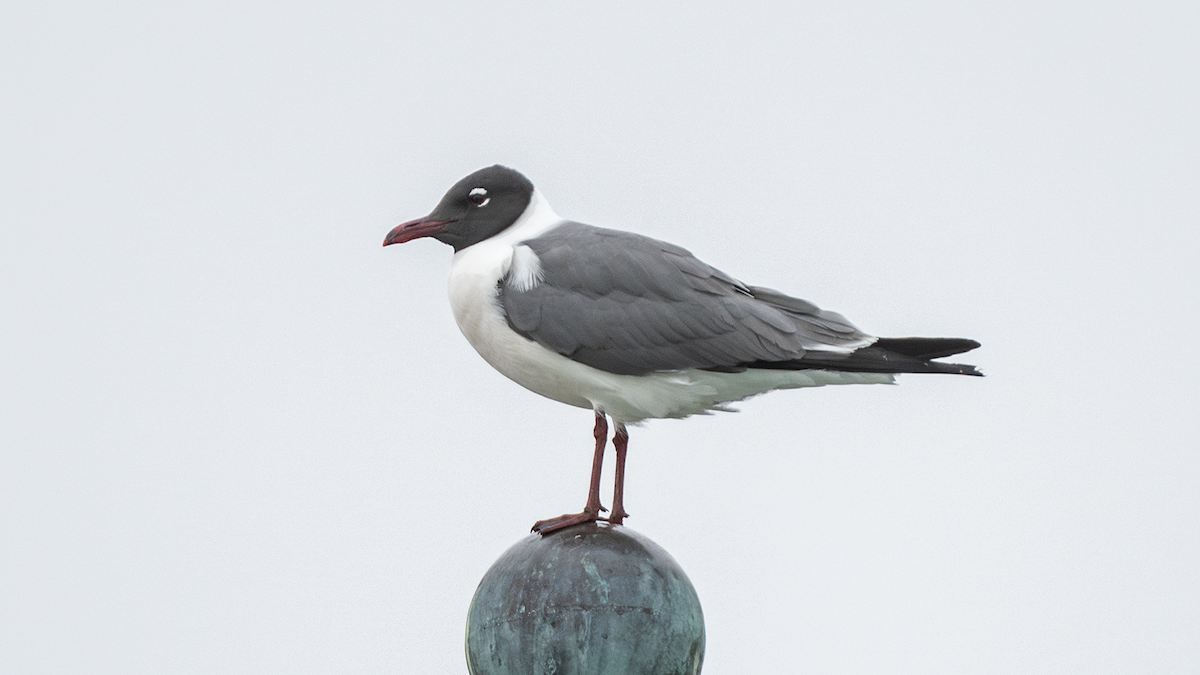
[2,1,1198,673]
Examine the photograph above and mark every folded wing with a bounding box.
[499,222,979,377]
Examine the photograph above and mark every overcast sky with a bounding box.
[2,2,1198,673]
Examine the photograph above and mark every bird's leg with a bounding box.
[531,412,609,535]
[577,412,610,518]
[608,424,630,525]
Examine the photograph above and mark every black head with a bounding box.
[383,165,535,252]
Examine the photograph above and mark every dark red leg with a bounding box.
[608,424,630,525]
[532,412,610,534]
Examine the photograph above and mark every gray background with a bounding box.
[2,1,1197,673]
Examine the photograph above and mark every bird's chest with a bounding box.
[447,244,510,350]
[445,242,595,411]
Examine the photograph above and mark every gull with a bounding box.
[384,166,981,534]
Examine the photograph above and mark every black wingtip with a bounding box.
[872,337,981,360]
[743,337,984,377]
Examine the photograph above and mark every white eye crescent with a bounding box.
[468,187,490,207]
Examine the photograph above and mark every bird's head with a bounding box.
[383,165,535,252]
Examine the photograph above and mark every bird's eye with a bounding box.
[468,187,490,206]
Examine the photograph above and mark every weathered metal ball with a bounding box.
[466,522,705,675]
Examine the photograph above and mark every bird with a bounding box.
[384,165,981,535]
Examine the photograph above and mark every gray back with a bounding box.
[499,222,871,376]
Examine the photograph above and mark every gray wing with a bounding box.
[498,222,873,376]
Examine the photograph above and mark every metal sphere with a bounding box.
[466,522,705,675]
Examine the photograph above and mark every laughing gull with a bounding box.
[384,166,981,535]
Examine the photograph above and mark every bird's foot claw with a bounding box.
[607,509,629,526]
[532,510,603,535]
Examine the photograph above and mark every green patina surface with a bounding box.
[466,522,705,675]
